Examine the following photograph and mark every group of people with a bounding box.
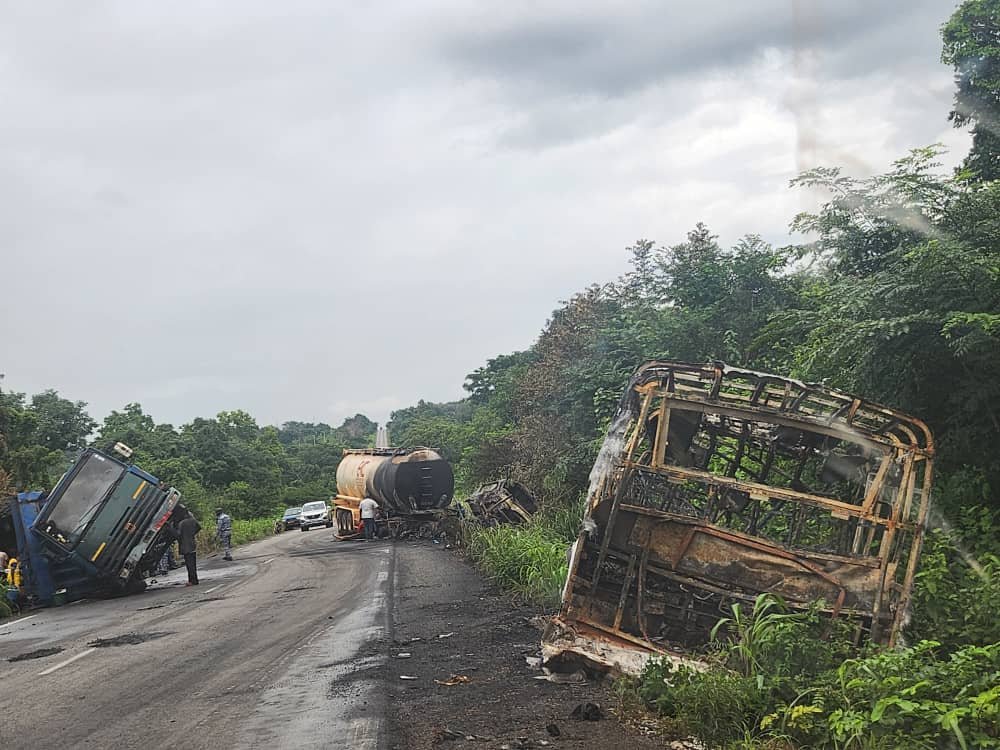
[168,508,233,587]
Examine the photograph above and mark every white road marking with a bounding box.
[38,648,97,676]
[204,584,223,594]
[4,614,38,628]
[376,571,388,583]
[262,558,276,564]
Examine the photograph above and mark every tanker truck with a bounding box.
[332,447,454,539]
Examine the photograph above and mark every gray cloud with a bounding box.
[0,1,968,428]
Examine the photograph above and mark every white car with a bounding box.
[298,501,333,531]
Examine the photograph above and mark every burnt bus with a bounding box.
[545,361,933,673]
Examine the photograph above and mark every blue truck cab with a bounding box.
[11,447,182,606]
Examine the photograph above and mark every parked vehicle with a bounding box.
[298,501,332,531]
[281,507,302,531]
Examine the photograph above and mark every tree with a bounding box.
[942,0,1000,180]
[25,390,95,453]
[765,153,1000,489]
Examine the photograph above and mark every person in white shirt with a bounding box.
[359,497,379,541]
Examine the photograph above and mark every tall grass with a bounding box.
[195,517,275,556]
[465,502,582,608]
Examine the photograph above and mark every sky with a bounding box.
[1,0,970,430]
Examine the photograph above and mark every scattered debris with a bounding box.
[525,616,549,632]
[434,727,463,742]
[525,656,543,669]
[546,723,561,737]
[8,646,64,662]
[399,675,419,681]
[88,632,172,648]
[395,652,412,659]
[434,674,471,686]
[438,632,455,639]
[466,479,539,526]
[533,668,587,684]
[570,702,604,721]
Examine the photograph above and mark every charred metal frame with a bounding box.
[552,361,933,664]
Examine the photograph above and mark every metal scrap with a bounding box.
[466,479,539,526]
[545,360,934,674]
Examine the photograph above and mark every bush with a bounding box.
[195,517,274,556]
[909,508,1000,650]
[633,593,1000,749]
[638,658,768,747]
[465,515,572,607]
[771,640,1000,749]
[0,595,12,619]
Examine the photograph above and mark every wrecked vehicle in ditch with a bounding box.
[544,360,934,675]
[466,478,538,526]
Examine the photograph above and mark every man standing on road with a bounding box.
[359,496,378,541]
[216,508,233,561]
[177,511,202,586]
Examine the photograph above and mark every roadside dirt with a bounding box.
[385,541,663,750]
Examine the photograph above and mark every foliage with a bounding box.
[0,385,96,488]
[195,517,275,556]
[908,494,1000,649]
[638,658,769,747]
[942,0,1000,181]
[771,641,1000,750]
[464,511,575,607]
[0,388,376,529]
[707,593,857,697]
[635,596,1000,749]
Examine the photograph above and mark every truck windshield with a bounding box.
[42,453,124,548]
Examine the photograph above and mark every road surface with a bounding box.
[0,529,393,750]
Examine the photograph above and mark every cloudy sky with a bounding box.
[1,1,969,429]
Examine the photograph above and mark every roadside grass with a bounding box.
[464,503,581,608]
[195,517,275,556]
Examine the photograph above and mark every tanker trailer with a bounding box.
[333,448,454,538]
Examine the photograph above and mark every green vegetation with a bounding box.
[0,0,997,740]
[195,518,276,557]
[622,594,1000,749]
[464,503,581,607]
[0,391,376,524]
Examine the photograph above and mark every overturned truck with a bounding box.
[545,361,933,673]
[466,479,538,526]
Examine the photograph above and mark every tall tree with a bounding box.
[942,0,1000,180]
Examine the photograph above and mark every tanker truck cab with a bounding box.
[298,501,332,531]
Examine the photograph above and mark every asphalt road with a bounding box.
[0,529,394,750]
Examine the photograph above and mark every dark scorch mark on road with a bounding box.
[8,646,65,662]
[89,632,172,648]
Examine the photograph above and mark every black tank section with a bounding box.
[370,452,454,514]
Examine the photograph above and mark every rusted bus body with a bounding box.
[548,361,933,671]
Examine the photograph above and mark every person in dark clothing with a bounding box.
[177,512,202,586]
